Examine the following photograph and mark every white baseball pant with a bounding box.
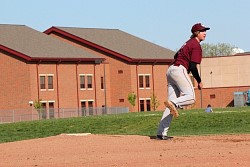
[157,64,195,136]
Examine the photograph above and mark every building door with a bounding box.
[146,99,151,111]
[41,102,47,119]
[88,101,94,115]
[140,100,145,112]
[81,101,86,116]
[49,102,54,118]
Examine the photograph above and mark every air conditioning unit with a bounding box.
[234,92,246,107]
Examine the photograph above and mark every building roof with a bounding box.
[0,24,104,62]
[44,27,175,63]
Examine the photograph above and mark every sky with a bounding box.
[2,0,250,52]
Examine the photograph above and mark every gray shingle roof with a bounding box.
[0,24,102,60]
[54,27,175,60]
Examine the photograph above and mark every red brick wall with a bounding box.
[29,64,39,104]
[0,50,105,110]
[194,86,250,109]
[0,51,31,110]
[35,64,58,107]
[33,63,106,109]
[152,65,169,111]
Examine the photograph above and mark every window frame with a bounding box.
[79,74,86,90]
[87,75,93,89]
[138,75,144,89]
[39,75,46,90]
[47,74,54,90]
[145,74,150,89]
[139,99,145,112]
[101,76,104,90]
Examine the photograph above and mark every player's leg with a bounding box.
[156,112,173,139]
[156,76,180,138]
[170,65,195,108]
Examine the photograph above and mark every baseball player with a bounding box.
[156,23,210,140]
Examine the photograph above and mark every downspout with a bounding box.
[152,62,155,111]
[56,62,60,117]
[94,64,97,107]
[152,62,156,96]
[36,63,40,100]
[76,62,80,115]
[103,63,107,113]
[136,63,139,112]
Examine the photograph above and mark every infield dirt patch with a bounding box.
[0,134,249,167]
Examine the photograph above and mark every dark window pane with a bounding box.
[87,76,92,88]
[146,99,151,111]
[145,75,150,88]
[140,100,144,112]
[80,76,85,89]
[40,76,45,89]
[48,76,53,89]
[139,76,143,88]
[101,77,104,89]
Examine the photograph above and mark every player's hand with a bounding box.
[198,82,203,90]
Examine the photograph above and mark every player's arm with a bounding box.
[189,62,202,89]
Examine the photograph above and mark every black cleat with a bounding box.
[156,135,172,140]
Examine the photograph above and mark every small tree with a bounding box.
[34,99,42,109]
[34,99,46,119]
[128,92,136,107]
[151,93,160,111]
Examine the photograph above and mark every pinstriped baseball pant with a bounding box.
[157,65,195,136]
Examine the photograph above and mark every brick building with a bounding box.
[0,24,105,112]
[1,24,176,113]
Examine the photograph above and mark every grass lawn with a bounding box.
[0,107,250,143]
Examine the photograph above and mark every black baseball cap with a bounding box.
[191,23,210,33]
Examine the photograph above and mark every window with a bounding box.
[140,100,145,112]
[118,70,123,74]
[101,77,104,89]
[146,99,151,111]
[80,75,85,89]
[48,102,54,118]
[138,74,151,89]
[48,76,53,89]
[80,74,93,90]
[88,101,94,115]
[81,100,95,116]
[87,75,92,89]
[139,75,144,88]
[40,102,47,119]
[40,76,46,90]
[41,102,46,108]
[81,101,87,116]
[145,75,150,88]
[81,101,86,108]
[119,99,124,102]
[88,101,93,107]
[210,94,216,99]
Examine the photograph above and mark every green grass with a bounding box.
[0,107,250,143]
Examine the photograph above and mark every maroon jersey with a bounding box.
[174,38,202,70]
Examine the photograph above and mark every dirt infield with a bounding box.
[0,134,249,167]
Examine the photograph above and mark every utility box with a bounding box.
[246,90,250,106]
[234,92,246,107]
